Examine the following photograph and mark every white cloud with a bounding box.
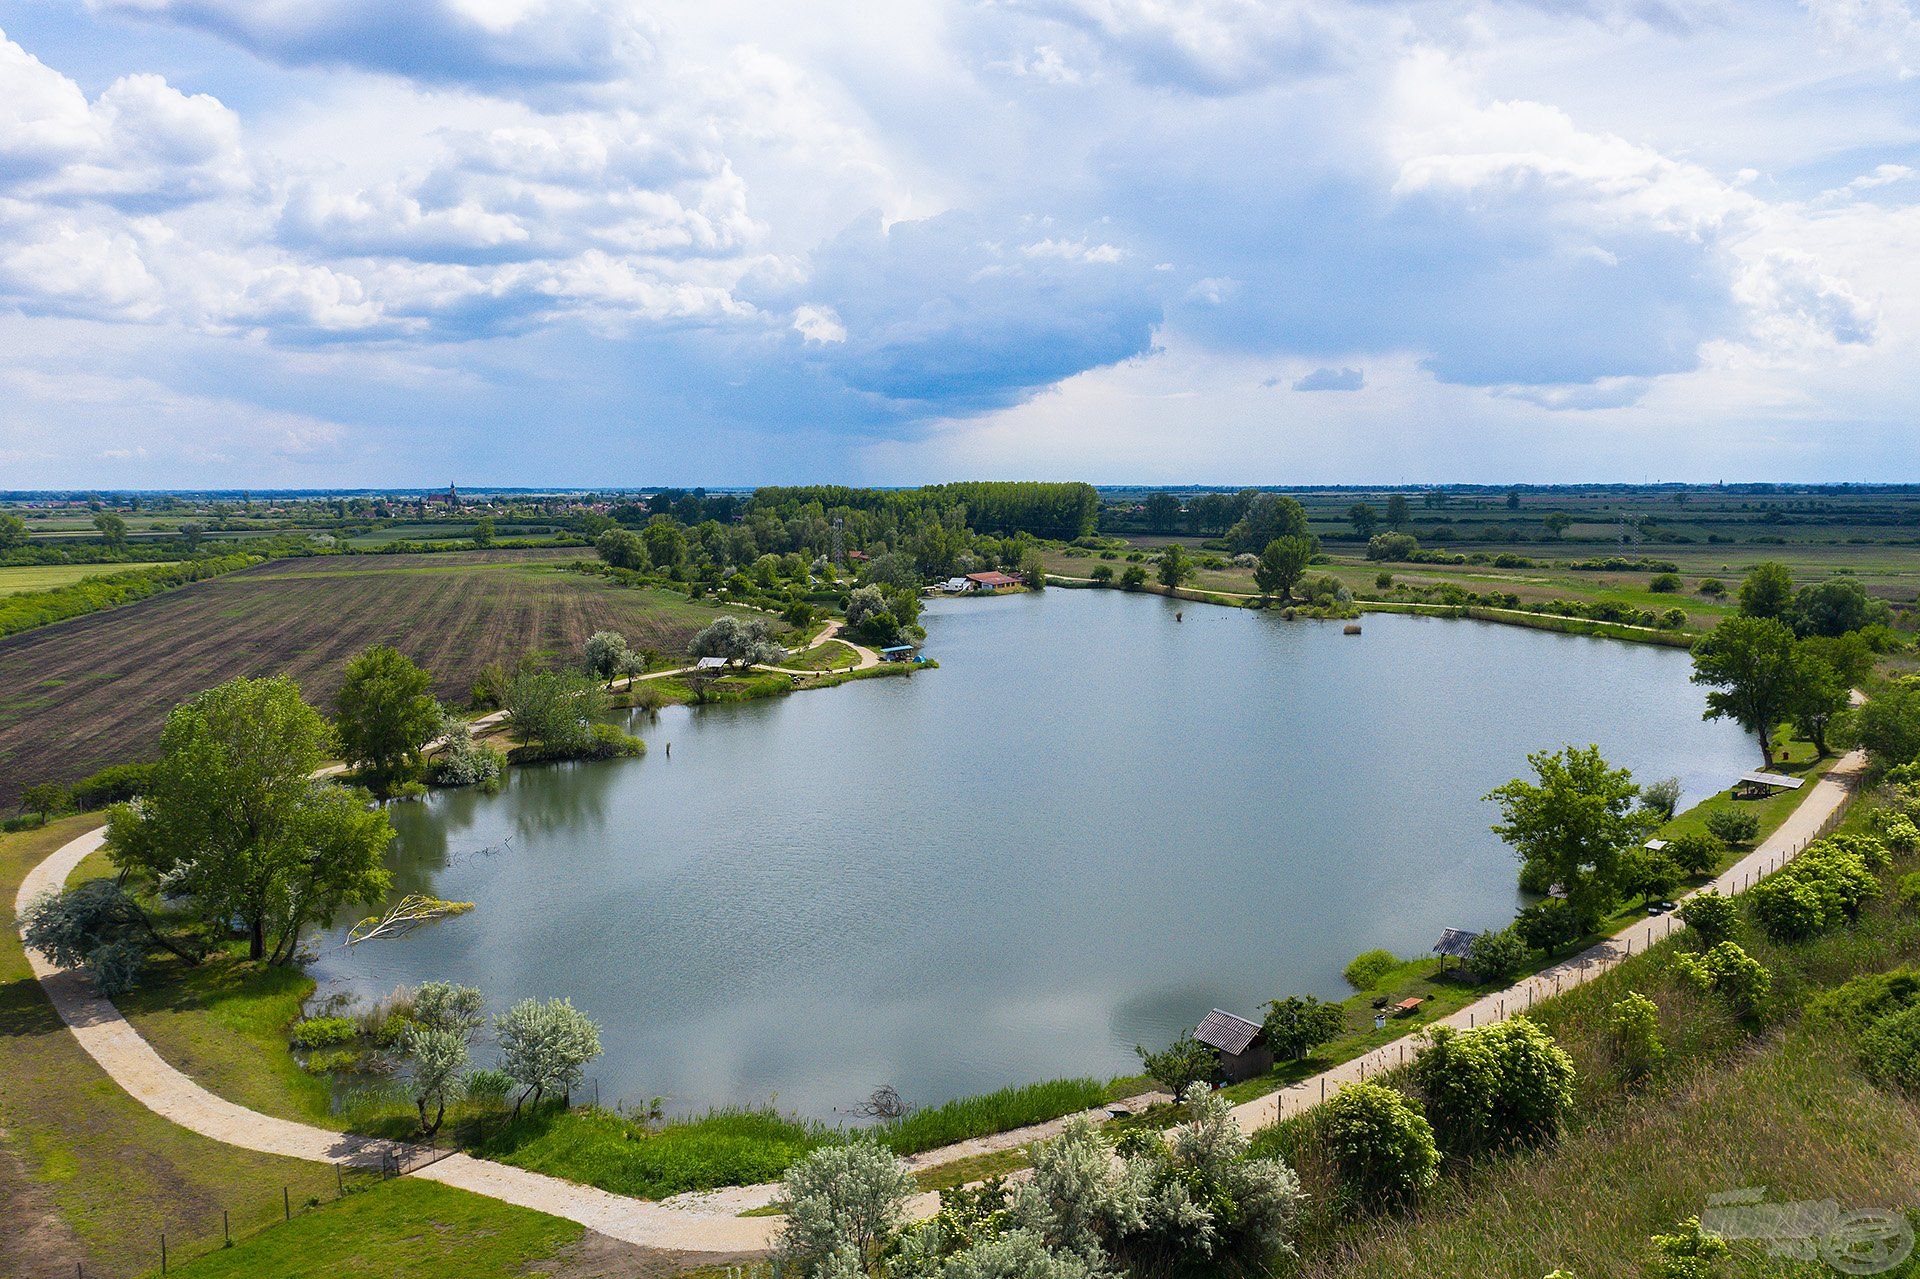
[792,303,846,343]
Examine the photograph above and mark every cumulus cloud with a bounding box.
[86,0,657,91]
[1292,366,1364,391]
[0,34,249,207]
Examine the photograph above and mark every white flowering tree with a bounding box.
[496,996,601,1115]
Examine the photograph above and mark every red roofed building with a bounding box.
[966,570,1021,590]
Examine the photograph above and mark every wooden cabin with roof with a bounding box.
[1194,1008,1273,1084]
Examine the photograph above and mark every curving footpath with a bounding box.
[14,748,1864,1255]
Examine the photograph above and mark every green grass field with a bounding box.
[0,561,182,595]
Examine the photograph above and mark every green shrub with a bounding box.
[1343,949,1401,990]
[462,1068,516,1104]
[1410,1018,1576,1158]
[1861,1004,1920,1091]
[1608,992,1664,1080]
[1648,1216,1730,1279]
[69,762,156,810]
[1747,838,1881,941]
[303,1047,364,1074]
[1698,578,1726,596]
[1466,928,1531,984]
[1648,573,1683,593]
[1899,873,1920,911]
[289,1016,359,1050]
[1676,891,1737,944]
[1665,831,1724,877]
[1672,941,1770,1022]
[1322,1082,1439,1208]
[1809,969,1920,1034]
[1704,808,1760,847]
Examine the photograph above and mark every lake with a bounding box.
[313,590,1752,1120]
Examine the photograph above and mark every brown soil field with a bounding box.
[0,550,732,807]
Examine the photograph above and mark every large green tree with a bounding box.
[1485,744,1643,930]
[334,645,440,789]
[1253,535,1313,601]
[1690,614,1800,766]
[108,676,393,963]
[1737,561,1795,620]
[1156,544,1193,589]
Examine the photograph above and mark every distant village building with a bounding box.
[1194,1008,1273,1084]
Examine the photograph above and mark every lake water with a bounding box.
[314,590,1752,1120]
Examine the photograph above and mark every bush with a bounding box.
[69,762,156,810]
[462,1068,517,1104]
[289,1016,360,1050]
[433,722,505,788]
[1810,969,1920,1034]
[1322,1082,1439,1207]
[1698,578,1726,597]
[1899,872,1920,911]
[1410,1018,1576,1157]
[1704,808,1760,847]
[1747,838,1880,942]
[1861,1004,1920,1091]
[1649,573,1683,593]
[1365,532,1420,562]
[777,1140,916,1276]
[1514,899,1582,953]
[1639,776,1682,822]
[1677,891,1737,944]
[1088,564,1113,585]
[1672,941,1770,1021]
[1119,565,1147,590]
[1665,830,1724,877]
[1343,949,1401,990]
[1374,572,1393,589]
[1466,927,1531,984]
[1608,992,1664,1080]
[1135,1031,1215,1096]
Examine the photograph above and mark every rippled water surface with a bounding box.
[315,591,1751,1118]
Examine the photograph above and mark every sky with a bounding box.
[0,0,1916,488]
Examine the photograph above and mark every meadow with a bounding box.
[0,550,735,807]
[0,561,181,595]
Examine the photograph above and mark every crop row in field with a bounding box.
[0,551,732,806]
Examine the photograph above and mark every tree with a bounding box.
[1665,830,1723,878]
[1638,776,1682,823]
[1143,492,1181,533]
[1690,615,1800,767]
[1410,1018,1576,1158]
[19,781,69,823]
[1505,488,1521,510]
[1542,513,1572,540]
[690,616,783,667]
[334,645,440,790]
[1385,493,1409,528]
[1365,532,1419,562]
[1485,745,1643,932]
[1620,847,1681,905]
[504,670,602,756]
[0,513,28,549]
[470,516,496,547]
[1119,565,1147,591]
[107,676,393,963]
[1514,899,1581,954]
[1253,536,1313,601]
[1321,1082,1439,1207]
[1793,576,1888,637]
[1224,493,1309,556]
[1263,994,1344,1061]
[1843,677,1920,768]
[594,527,649,570]
[584,631,632,686]
[1155,544,1192,589]
[20,879,201,995]
[496,997,601,1114]
[642,515,687,569]
[777,1141,916,1277]
[1347,503,1380,538]
[403,981,485,1135]
[1787,645,1849,754]
[177,522,204,551]
[1135,1030,1215,1096]
[93,511,128,549]
[1089,564,1114,586]
[1737,561,1794,620]
[1465,927,1531,983]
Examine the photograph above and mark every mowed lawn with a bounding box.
[0,550,734,806]
[0,561,182,595]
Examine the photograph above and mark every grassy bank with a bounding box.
[1271,796,1920,1277]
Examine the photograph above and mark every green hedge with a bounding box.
[0,554,258,638]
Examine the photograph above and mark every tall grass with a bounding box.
[477,1105,841,1200]
[876,1078,1111,1155]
